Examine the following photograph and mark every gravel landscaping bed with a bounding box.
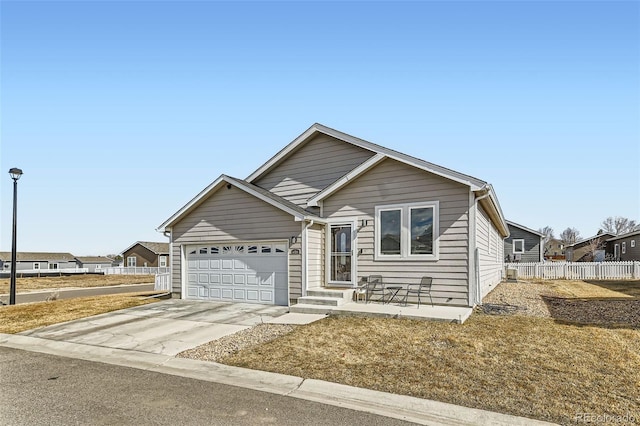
[177,323,297,362]
[481,281,557,318]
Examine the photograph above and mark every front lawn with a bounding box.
[0,274,156,294]
[213,280,640,425]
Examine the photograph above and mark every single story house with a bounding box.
[74,256,114,272]
[606,230,640,261]
[0,252,77,271]
[565,232,615,262]
[158,123,509,308]
[121,241,169,268]
[504,221,544,263]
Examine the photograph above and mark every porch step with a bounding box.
[295,296,347,307]
[306,288,354,299]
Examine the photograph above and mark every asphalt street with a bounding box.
[0,347,414,426]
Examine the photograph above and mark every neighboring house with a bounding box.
[504,221,544,263]
[0,252,77,271]
[606,230,640,261]
[121,241,169,268]
[565,233,615,262]
[74,256,114,272]
[158,123,509,307]
[544,238,566,260]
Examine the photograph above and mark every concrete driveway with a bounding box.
[18,299,289,356]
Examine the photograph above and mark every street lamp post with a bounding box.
[9,168,23,305]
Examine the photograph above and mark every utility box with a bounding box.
[506,268,518,282]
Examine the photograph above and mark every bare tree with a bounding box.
[560,227,580,246]
[538,226,554,244]
[600,216,639,235]
[584,236,606,262]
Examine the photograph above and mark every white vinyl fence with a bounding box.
[505,261,640,280]
[102,267,170,275]
[154,272,171,292]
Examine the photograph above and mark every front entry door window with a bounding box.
[330,224,352,284]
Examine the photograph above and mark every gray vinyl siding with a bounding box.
[254,134,375,207]
[322,158,471,306]
[170,185,302,300]
[476,205,503,299]
[607,234,640,261]
[504,225,543,263]
[307,223,325,289]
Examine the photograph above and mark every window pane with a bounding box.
[261,245,271,253]
[380,210,401,255]
[247,245,257,254]
[331,225,351,254]
[274,244,286,253]
[210,246,219,254]
[513,240,524,253]
[331,254,351,282]
[410,207,433,255]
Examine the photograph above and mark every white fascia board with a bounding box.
[505,220,546,238]
[246,125,319,182]
[307,153,386,207]
[156,175,227,232]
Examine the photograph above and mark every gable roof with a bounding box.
[607,229,640,242]
[247,123,488,190]
[121,241,169,255]
[157,175,323,231]
[75,256,114,263]
[0,252,76,262]
[506,221,545,238]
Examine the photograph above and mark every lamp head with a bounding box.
[9,168,23,181]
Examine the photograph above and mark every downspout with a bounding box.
[473,187,492,305]
[301,219,314,297]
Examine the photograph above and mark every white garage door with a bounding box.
[186,242,288,305]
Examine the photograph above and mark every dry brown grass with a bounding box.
[0,292,159,334]
[0,274,155,294]
[534,279,640,298]
[219,280,640,425]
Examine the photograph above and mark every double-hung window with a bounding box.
[512,239,525,254]
[127,256,136,267]
[375,201,439,260]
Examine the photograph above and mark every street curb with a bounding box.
[0,333,557,426]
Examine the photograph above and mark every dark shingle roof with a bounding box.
[75,256,114,263]
[0,252,76,262]
[128,241,169,255]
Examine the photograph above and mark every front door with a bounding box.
[329,223,354,286]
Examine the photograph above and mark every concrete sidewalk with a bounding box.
[0,300,556,425]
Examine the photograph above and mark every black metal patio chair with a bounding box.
[366,275,387,303]
[403,276,434,307]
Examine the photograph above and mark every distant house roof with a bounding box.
[505,220,545,237]
[75,256,114,263]
[0,252,76,262]
[607,230,640,242]
[567,233,616,248]
[122,241,169,255]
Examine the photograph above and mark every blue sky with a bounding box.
[1,0,639,255]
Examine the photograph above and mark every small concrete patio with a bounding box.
[290,288,473,323]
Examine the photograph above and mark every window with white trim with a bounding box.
[33,263,40,270]
[632,240,636,248]
[375,201,438,260]
[49,263,59,270]
[513,239,525,254]
[127,256,136,267]
[159,256,167,267]
[622,242,626,254]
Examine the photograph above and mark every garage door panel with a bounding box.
[186,242,287,305]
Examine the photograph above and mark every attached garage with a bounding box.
[186,241,289,305]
